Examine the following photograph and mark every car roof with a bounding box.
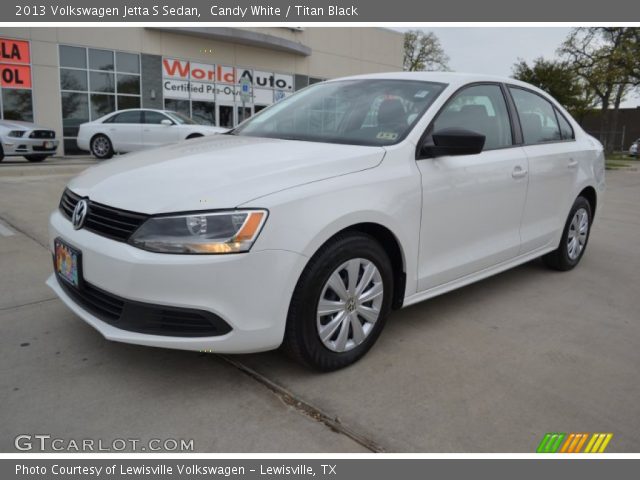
[326,71,549,96]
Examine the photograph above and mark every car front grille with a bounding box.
[59,189,148,242]
[56,275,232,337]
[29,130,56,139]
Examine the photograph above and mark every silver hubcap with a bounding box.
[567,207,589,260]
[316,258,383,353]
[93,137,110,156]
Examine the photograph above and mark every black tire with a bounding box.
[543,196,592,271]
[0,145,4,161]
[24,155,49,162]
[282,232,394,371]
[90,134,113,159]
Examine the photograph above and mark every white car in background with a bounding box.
[629,139,639,158]
[0,120,59,162]
[77,109,226,159]
[49,73,605,370]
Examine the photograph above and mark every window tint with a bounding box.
[432,84,512,150]
[110,110,142,124]
[144,111,170,124]
[556,109,574,140]
[509,88,561,144]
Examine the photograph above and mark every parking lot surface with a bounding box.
[1,160,639,452]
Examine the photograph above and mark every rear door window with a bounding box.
[509,88,562,144]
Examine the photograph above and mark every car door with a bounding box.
[507,86,580,253]
[416,83,529,291]
[142,111,182,147]
[104,110,143,152]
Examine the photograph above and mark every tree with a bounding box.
[558,27,640,151]
[403,30,449,72]
[512,57,596,120]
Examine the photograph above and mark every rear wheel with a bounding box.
[24,155,49,162]
[283,233,394,370]
[90,134,113,159]
[543,196,592,271]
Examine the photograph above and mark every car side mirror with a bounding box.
[161,119,173,126]
[419,128,486,159]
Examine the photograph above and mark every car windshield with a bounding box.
[232,79,446,146]
[167,111,199,125]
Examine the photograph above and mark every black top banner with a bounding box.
[4,0,638,22]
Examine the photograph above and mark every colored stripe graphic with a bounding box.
[538,433,613,453]
[536,433,566,453]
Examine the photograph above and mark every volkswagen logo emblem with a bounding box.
[72,199,89,230]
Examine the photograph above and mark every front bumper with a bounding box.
[47,209,308,353]
[2,136,58,156]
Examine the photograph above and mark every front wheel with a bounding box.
[24,155,49,162]
[283,233,394,371]
[90,134,113,159]
[543,196,592,271]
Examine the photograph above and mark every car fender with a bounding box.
[242,151,422,298]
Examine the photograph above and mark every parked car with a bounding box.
[0,120,58,162]
[48,72,605,370]
[77,109,227,159]
[629,139,639,158]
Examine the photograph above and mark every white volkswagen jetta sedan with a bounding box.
[76,108,226,159]
[48,73,605,370]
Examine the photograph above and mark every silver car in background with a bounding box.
[0,120,59,162]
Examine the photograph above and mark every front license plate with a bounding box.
[44,141,54,149]
[55,238,81,288]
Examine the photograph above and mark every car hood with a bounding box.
[68,134,385,213]
[0,120,51,131]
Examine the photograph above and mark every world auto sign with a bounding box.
[0,38,31,89]
[162,57,293,104]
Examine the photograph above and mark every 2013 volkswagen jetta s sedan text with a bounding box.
[47,72,605,370]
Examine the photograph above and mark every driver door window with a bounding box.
[431,84,513,150]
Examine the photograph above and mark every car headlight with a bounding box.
[8,130,25,137]
[129,210,268,254]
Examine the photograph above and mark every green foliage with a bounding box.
[512,57,596,118]
[403,30,449,72]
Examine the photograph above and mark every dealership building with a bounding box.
[0,27,403,155]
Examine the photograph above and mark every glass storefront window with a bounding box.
[192,101,216,125]
[116,52,140,74]
[60,45,141,154]
[90,94,116,120]
[60,69,87,91]
[2,89,33,122]
[89,49,114,71]
[237,106,252,124]
[164,99,190,117]
[89,71,115,93]
[61,92,89,137]
[117,74,140,95]
[117,95,140,110]
[59,46,86,69]
[218,105,234,128]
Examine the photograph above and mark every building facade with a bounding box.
[0,27,403,155]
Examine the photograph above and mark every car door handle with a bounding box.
[512,166,528,179]
[568,158,579,169]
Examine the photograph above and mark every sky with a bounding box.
[394,27,640,108]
